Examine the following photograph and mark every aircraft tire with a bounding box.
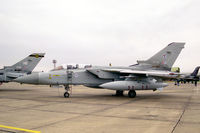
[128,90,136,98]
[64,92,70,98]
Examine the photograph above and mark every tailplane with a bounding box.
[11,53,45,73]
[137,42,185,70]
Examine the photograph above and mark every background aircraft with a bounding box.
[15,42,184,98]
[0,53,45,85]
[175,66,200,86]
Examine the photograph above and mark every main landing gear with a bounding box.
[64,85,72,98]
[128,90,136,98]
[114,90,136,98]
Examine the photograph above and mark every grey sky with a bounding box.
[0,0,199,72]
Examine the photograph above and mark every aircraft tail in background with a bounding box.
[190,66,200,77]
[11,53,45,73]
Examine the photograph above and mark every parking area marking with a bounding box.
[0,125,41,133]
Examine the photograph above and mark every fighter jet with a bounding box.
[15,42,185,98]
[0,53,45,85]
[175,66,200,86]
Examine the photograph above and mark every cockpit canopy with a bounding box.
[51,63,92,71]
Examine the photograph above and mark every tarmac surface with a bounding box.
[0,82,200,133]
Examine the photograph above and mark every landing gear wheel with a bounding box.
[128,90,136,98]
[64,85,72,98]
[64,92,70,98]
[116,90,124,96]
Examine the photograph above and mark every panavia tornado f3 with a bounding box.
[0,53,45,85]
[15,42,185,98]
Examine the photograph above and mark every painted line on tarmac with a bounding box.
[0,125,41,133]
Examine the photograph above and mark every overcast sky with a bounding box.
[0,0,200,72]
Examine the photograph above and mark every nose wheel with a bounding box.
[64,85,72,98]
[64,92,70,98]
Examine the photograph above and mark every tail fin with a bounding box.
[11,53,45,73]
[190,66,200,77]
[138,42,185,70]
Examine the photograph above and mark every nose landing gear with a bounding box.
[64,92,70,98]
[64,85,72,98]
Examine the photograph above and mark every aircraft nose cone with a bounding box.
[14,73,39,84]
